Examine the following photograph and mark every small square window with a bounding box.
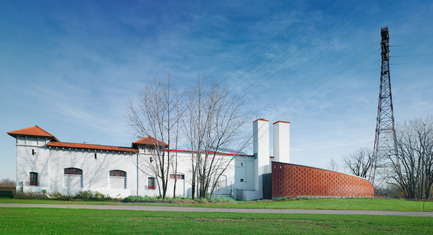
[240,178,244,182]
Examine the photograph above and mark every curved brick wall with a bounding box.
[272,162,374,198]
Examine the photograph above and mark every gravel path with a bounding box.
[1,203,432,217]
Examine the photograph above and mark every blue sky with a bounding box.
[1,0,433,180]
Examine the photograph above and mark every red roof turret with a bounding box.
[7,126,59,142]
[132,136,168,148]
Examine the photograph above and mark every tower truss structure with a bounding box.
[369,27,398,187]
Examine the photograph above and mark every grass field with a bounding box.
[0,207,432,234]
[1,198,432,211]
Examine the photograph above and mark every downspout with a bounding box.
[48,138,51,191]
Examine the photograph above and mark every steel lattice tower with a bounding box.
[369,27,398,186]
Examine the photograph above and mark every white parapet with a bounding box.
[273,121,290,163]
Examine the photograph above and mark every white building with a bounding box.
[8,119,291,200]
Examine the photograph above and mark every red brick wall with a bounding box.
[272,162,374,198]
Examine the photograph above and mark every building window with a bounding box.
[169,174,185,180]
[29,172,38,186]
[32,149,36,156]
[110,170,126,177]
[109,170,127,189]
[64,167,83,188]
[64,168,83,175]
[240,178,244,182]
[240,162,243,167]
[94,153,97,159]
[148,177,156,190]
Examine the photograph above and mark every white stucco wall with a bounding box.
[14,137,257,199]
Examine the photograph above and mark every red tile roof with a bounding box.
[7,126,59,142]
[132,136,168,147]
[167,149,253,157]
[47,141,138,153]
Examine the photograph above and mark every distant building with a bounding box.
[8,119,373,200]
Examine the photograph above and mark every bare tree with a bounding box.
[0,178,16,187]
[327,158,339,172]
[128,77,183,199]
[184,79,251,199]
[390,118,433,199]
[344,148,375,178]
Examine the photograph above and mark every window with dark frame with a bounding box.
[169,174,185,179]
[110,170,126,177]
[29,172,38,186]
[148,177,156,189]
[64,168,83,175]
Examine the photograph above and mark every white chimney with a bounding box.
[253,118,270,193]
[273,121,290,163]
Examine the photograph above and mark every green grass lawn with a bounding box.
[198,198,433,211]
[0,208,432,234]
[1,198,432,211]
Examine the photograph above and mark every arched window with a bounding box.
[29,172,38,186]
[64,168,82,175]
[109,170,126,177]
[109,170,127,189]
[64,167,83,188]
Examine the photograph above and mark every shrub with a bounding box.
[15,190,112,201]
[211,197,236,203]
[48,191,74,201]
[274,196,292,201]
[74,190,112,201]
[122,195,160,202]
[15,191,49,200]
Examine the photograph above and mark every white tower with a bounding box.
[273,121,290,163]
[253,119,270,196]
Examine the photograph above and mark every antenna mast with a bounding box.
[369,27,398,187]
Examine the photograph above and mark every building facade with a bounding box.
[8,119,374,200]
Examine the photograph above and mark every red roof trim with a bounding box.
[47,142,138,153]
[166,149,253,157]
[253,118,269,123]
[7,126,60,142]
[273,120,290,125]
